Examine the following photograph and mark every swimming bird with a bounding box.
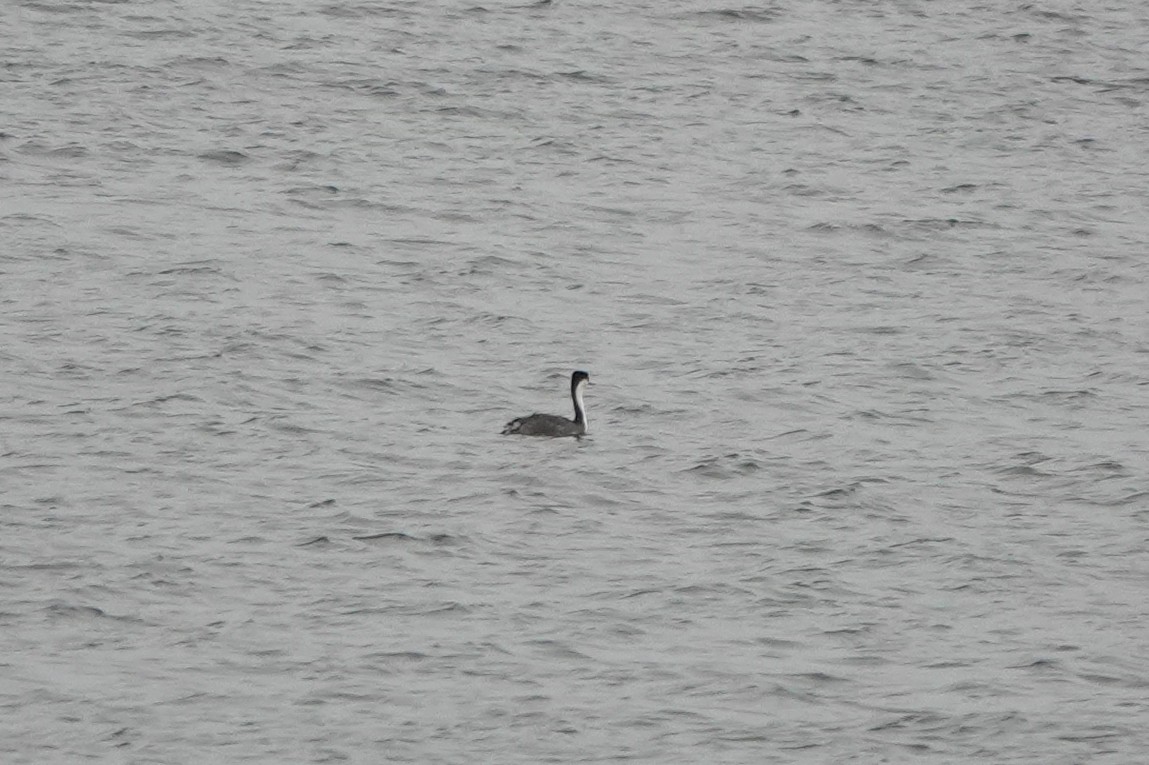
[502,371,590,437]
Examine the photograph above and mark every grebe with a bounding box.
[502,371,590,437]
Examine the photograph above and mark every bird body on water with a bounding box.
[502,371,590,437]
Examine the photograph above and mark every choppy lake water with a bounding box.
[3,1,1148,762]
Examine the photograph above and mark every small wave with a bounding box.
[197,150,249,166]
[684,452,768,479]
[695,8,780,23]
[353,531,417,542]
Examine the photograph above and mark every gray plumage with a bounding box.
[502,371,590,437]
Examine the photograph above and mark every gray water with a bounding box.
[3,0,1148,762]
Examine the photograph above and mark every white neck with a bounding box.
[573,381,587,427]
